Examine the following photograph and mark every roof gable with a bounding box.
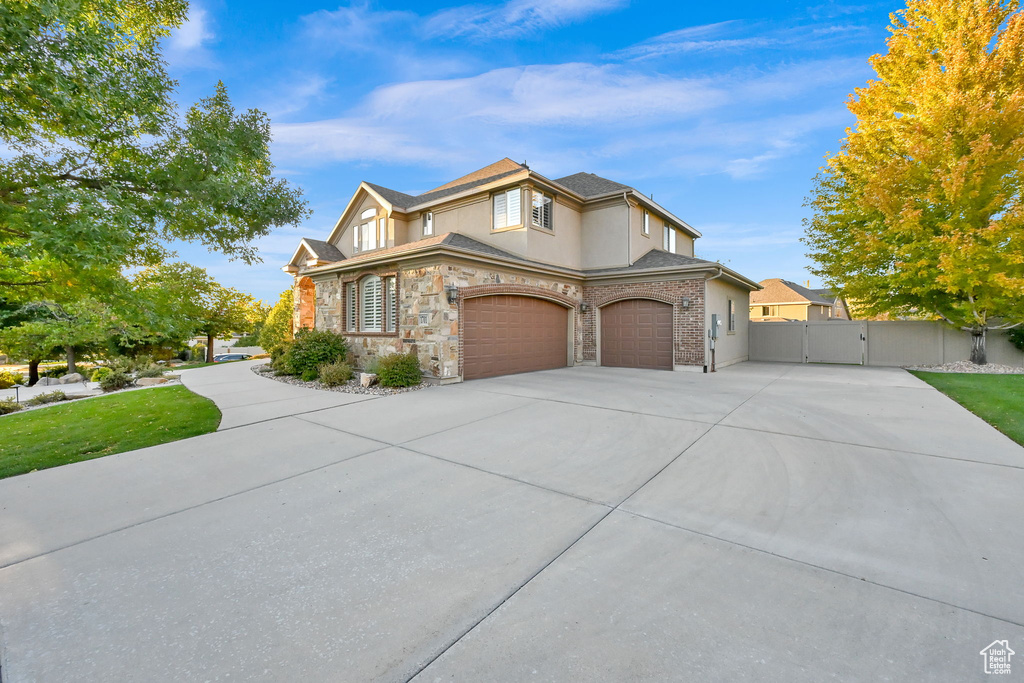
[553,172,632,198]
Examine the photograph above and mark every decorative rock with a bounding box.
[36,377,61,386]
[59,373,85,384]
[360,372,378,388]
[136,377,168,386]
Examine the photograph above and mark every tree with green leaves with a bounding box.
[0,0,307,300]
[259,289,294,354]
[0,320,54,385]
[135,262,263,362]
[803,0,1024,364]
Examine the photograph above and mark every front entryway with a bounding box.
[600,299,673,370]
[463,295,569,380]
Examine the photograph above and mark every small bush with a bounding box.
[376,352,422,387]
[26,390,66,406]
[318,361,353,387]
[135,365,166,378]
[235,334,260,346]
[362,356,381,374]
[39,366,68,378]
[0,369,25,389]
[287,329,349,378]
[192,344,207,361]
[176,348,192,361]
[0,399,22,415]
[300,367,319,382]
[90,367,114,383]
[100,370,134,392]
[1009,328,1024,351]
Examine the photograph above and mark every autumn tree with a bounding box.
[259,289,294,354]
[804,0,1024,363]
[0,0,307,299]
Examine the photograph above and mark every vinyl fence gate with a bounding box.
[750,321,866,365]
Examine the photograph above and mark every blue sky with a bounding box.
[164,0,897,304]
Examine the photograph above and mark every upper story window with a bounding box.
[663,223,676,252]
[422,211,433,236]
[642,211,650,235]
[354,208,384,253]
[531,191,552,230]
[492,188,521,230]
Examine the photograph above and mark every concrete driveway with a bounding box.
[0,360,1021,681]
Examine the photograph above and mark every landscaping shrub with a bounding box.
[39,365,68,378]
[0,400,22,415]
[234,334,260,346]
[286,329,348,378]
[1009,328,1024,352]
[99,371,134,392]
[176,348,192,361]
[318,360,353,387]
[191,344,207,361]
[300,367,319,382]
[362,356,381,374]
[90,367,114,383]
[135,365,166,378]
[0,370,25,389]
[26,391,66,406]
[376,352,422,387]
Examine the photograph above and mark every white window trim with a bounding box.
[422,211,433,236]
[531,190,552,230]
[492,188,522,231]
[663,223,676,252]
[361,276,382,332]
[642,211,649,236]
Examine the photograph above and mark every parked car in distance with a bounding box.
[212,353,252,362]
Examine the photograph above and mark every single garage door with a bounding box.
[463,295,569,380]
[601,299,673,370]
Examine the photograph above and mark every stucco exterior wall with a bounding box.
[334,195,386,258]
[706,278,750,368]
[580,202,629,269]
[525,197,583,270]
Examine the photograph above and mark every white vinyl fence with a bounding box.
[750,321,1024,367]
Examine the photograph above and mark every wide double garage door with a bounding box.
[463,295,569,380]
[601,299,674,370]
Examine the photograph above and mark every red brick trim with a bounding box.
[594,291,678,308]
[457,284,577,309]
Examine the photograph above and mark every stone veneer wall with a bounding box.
[581,279,706,367]
[307,262,707,379]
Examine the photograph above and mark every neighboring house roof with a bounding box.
[302,238,345,262]
[751,278,835,306]
[552,172,631,198]
[812,288,841,302]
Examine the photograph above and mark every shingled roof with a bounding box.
[584,249,716,274]
[751,279,834,306]
[553,172,631,198]
[364,160,527,211]
[302,238,345,262]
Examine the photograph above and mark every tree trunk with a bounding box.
[970,328,987,365]
[206,333,214,363]
[65,345,77,375]
[28,359,40,387]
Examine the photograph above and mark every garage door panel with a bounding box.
[464,295,569,380]
[601,299,674,370]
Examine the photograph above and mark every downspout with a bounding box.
[705,267,724,372]
[624,191,632,266]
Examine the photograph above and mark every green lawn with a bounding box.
[910,371,1024,446]
[0,385,221,479]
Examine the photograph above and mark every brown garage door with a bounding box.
[601,299,673,370]
[463,295,569,380]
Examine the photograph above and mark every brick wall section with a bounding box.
[582,279,706,366]
[293,276,315,332]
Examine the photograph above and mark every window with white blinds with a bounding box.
[384,276,396,332]
[663,223,676,252]
[361,276,382,332]
[531,191,552,230]
[492,188,521,229]
[345,282,357,331]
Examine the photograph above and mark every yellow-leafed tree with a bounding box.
[804,0,1024,363]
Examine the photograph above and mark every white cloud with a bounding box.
[301,3,415,48]
[425,0,628,40]
[165,5,216,68]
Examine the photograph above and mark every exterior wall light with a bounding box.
[680,297,691,308]
[580,302,591,313]
[444,284,458,305]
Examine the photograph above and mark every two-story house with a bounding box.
[749,279,850,322]
[284,159,759,382]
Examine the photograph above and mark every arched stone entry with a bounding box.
[295,276,315,331]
